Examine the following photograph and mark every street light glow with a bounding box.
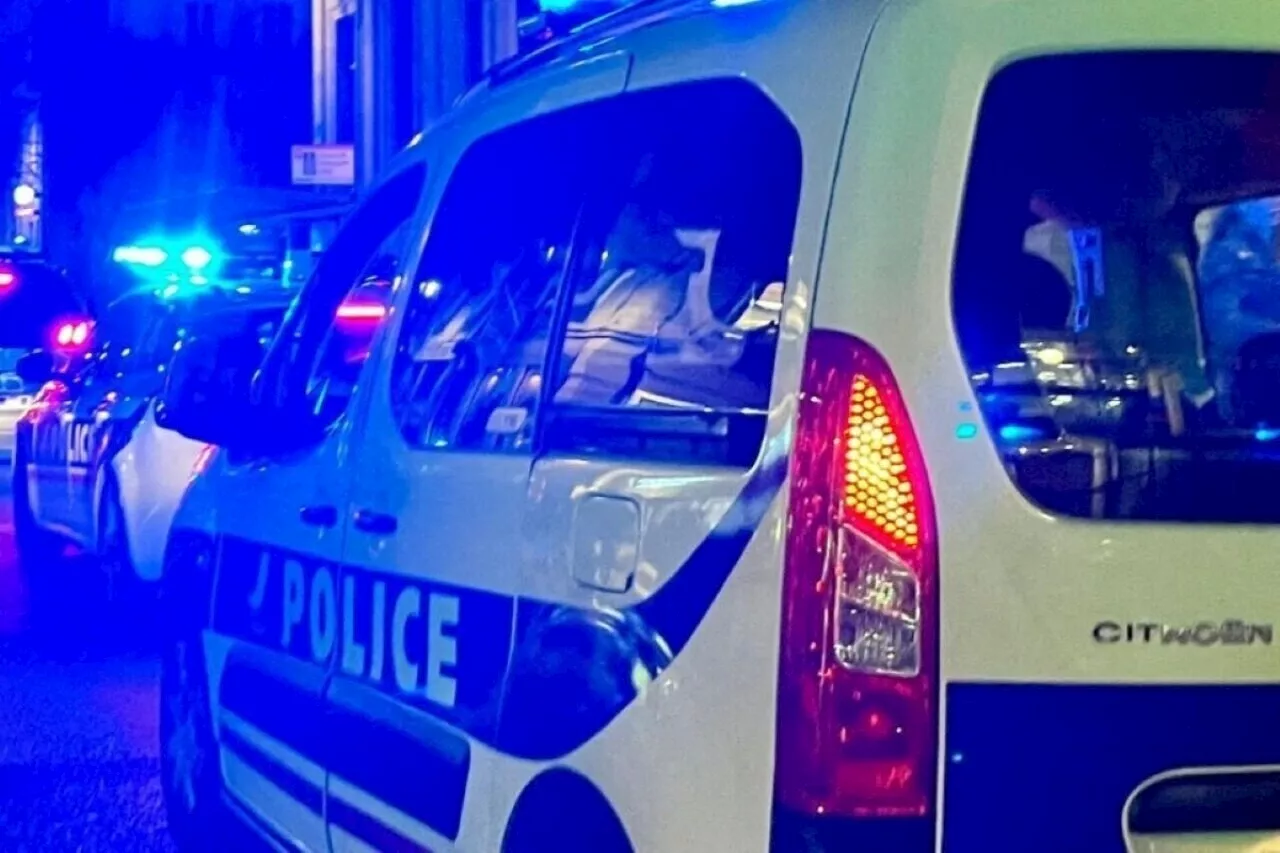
[12,184,36,207]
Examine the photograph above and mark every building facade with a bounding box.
[312,0,531,188]
[4,0,318,282]
[5,0,622,270]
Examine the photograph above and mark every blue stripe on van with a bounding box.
[219,653,471,842]
[211,535,517,745]
[944,682,1280,850]
[221,721,435,852]
[201,447,790,763]
[221,725,324,814]
[327,797,435,853]
[193,446,790,832]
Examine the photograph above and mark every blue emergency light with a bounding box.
[113,236,223,284]
[180,246,214,269]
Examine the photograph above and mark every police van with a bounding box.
[152,0,1280,850]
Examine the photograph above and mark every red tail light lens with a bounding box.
[52,320,90,350]
[189,443,219,482]
[776,329,938,819]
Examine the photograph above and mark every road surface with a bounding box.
[0,469,177,852]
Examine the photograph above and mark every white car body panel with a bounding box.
[109,401,206,581]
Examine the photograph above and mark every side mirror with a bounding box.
[156,326,325,456]
[155,332,261,450]
[15,350,54,386]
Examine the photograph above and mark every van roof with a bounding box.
[478,0,1279,97]
[480,0,811,91]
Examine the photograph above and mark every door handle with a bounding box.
[299,505,338,528]
[353,509,398,535]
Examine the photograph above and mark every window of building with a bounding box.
[391,2,418,150]
[954,51,1280,523]
[185,2,215,46]
[335,14,357,145]
[262,3,293,44]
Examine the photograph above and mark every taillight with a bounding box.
[189,443,218,482]
[776,329,938,819]
[53,320,90,350]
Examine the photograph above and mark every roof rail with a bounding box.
[484,0,702,86]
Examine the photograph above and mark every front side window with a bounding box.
[955,51,1280,522]
[303,220,409,422]
[263,164,425,430]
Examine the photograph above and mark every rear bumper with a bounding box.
[944,683,1280,851]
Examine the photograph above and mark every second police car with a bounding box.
[12,283,293,600]
[153,0,1280,851]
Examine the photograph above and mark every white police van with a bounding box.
[153,0,1280,850]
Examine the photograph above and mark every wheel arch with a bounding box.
[501,767,633,853]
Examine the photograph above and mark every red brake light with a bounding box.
[0,271,15,289]
[53,320,91,351]
[190,443,218,482]
[776,329,938,819]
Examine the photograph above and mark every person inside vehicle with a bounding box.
[557,193,704,405]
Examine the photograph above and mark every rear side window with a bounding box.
[552,87,798,414]
[545,82,801,466]
[390,79,802,465]
[955,51,1280,523]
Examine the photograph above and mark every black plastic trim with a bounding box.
[1129,771,1280,834]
